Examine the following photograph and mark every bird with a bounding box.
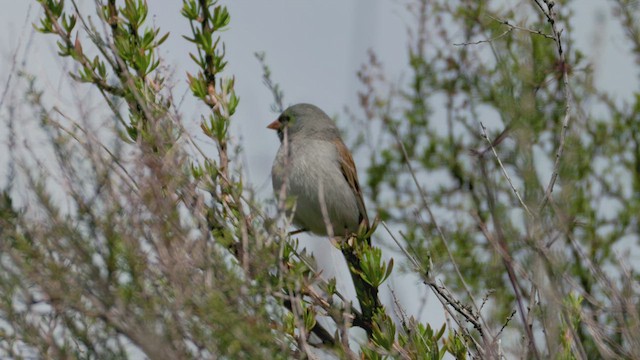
[268,103,369,238]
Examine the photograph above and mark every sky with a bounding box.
[0,0,637,354]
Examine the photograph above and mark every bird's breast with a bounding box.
[271,139,360,235]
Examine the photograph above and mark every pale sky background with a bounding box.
[0,0,637,355]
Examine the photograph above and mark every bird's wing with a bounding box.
[334,138,369,230]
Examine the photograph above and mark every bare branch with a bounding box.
[534,0,573,212]
[479,121,533,217]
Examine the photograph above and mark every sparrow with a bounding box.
[268,103,369,237]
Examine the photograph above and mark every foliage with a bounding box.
[357,0,640,358]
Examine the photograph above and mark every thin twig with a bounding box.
[288,291,320,360]
[380,222,484,353]
[51,107,140,191]
[472,165,540,360]
[383,116,478,313]
[454,27,513,46]
[0,4,32,110]
[534,0,573,212]
[255,51,284,113]
[454,14,554,47]
[487,15,555,40]
[497,310,517,339]
[479,122,533,217]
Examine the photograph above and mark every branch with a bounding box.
[454,14,554,47]
[382,115,478,311]
[380,222,485,355]
[479,122,533,217]
[255,52,284,113]
[476,158,541,360]
[534,0,573,212]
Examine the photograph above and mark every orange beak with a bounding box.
[267,119,281,130]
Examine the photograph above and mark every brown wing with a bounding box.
[334,139,369,230]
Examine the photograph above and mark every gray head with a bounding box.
[267,103,339,142]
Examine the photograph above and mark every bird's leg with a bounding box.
[288,228,308,236]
